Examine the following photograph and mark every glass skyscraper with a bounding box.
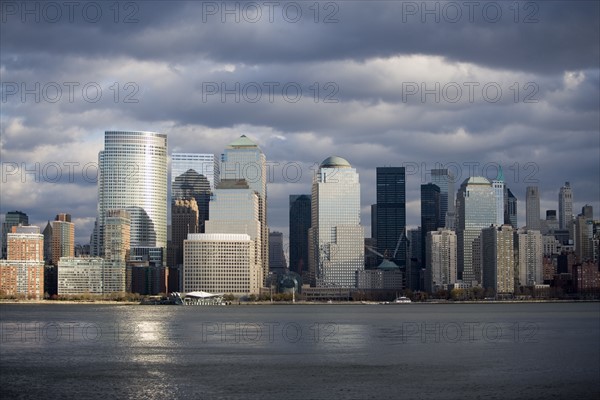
[289,194,311,279]
[92,131,168,262]
[421,183,441,268]
[375,167,406,266]
[431,169,455,229]
[309,156,364,288]
[456,177,496,285]
[1,211,29,259]
[171,153,219,191]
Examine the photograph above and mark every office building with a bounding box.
[456,177,496,286]
[308,156,364,288]
[220,135,268,284]
[505,187,518,229]
[559,182,573,230]
[57,257,104,295]
[170,198,199,267]
[91,131,167,262]
[421,183,441,268]
[431,169,455,229]
[374,167,406,265]
[171,153,219,191]
[492,169,505,226]
[289,194,311,278]
[526,186,541,230]
[269,231,287,275]
[172,169,211,232]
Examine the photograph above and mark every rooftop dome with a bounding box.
[320,156,351,168]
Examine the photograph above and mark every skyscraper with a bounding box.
[431,169,455,229]
[220,135,268,284]
[103,209,131,293]
[425,228,457,293]
[480,225,515,295]
[515,229,543,287]
[269,231,287,275]
[559,181,573,230]
[456,177,496,285]
[308,156,364,288]
[92,131,168,263]
[505,187,518,228]
[289,194,311,278]
[1,211,29,259]
[171,153,219,191]
[375,167,406,265]
[526,186,541,230]
[51,213,75,265]
[170,198,199,267]
[172,170,210,232]
[421,183,441,268]
[492,169,505,226]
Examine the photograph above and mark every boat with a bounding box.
[394,296,412,304]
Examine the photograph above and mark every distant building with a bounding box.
[0,225,44,299]
[480,225,515,295]
[289,194,311,279]
[374,167,406,266]
[492,169,505,226]
[431,169,455,229]
[425,228,457,293]
[456,177,496,286]
[504,187,518,229]
[1,211,29,259]
[559,182,573,232]
[51,213,75,265]
[308,157,364,288]
[269,231,287,275]
[572,261,600,293]
[184,233,260,295]
[104,210,130,293]
[526,186,541,231]
[170,198,199,267]
[171,153,219,191]
[516,229,543,287]
[421,183,442,269]
[57,257,104,295]
[172,170,210,232]
[575,214,594,263]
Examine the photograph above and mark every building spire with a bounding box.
[496,165,504,182]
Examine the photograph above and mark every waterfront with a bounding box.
[1,303,598,399]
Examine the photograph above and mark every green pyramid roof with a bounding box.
[227,135,259,148]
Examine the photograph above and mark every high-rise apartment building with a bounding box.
[308,156,364,288]
[103,209,131,293]
[374,167,405,265]
[526,186,541,230]
[0,225,44,299]
[515,229,543,287]
[1,211,29,259]
[91,131,168,262]
[480,225,515,295]
[425,228,457,293]
[456,177,496,285]
[51,213,75,265]
[220,135,268,284]
[289,194,311,279]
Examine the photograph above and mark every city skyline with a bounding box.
[1,2,598,249]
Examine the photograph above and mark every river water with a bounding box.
[1,302,598,399]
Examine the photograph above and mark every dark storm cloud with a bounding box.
[1,1,598,73]
[1,0,598,241]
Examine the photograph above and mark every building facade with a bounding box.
[516,229,543,287]
[559,182,573,231]
[456,177,496,286]
[425,228,457,293]
[51,213,75,265]
[1,211,29,259]
[309,156,364,288]
[374,167,406,266]
[289,194,311,279]
[526,186,541,231]
[92,131,167,261]
[0,225,44,299]
[171,153,219,191]
[481,225,515,295]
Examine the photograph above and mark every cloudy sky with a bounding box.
[1,1,599,248]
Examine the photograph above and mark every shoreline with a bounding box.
[1,299,597,305]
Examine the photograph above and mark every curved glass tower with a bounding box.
[92,131,168,261]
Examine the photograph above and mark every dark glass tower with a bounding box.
[505,187,518,228]
[172,169,211,232]
[421,183,441,267]
[289,194,311,279]
[375,167,406,266]
[1,210,29,259]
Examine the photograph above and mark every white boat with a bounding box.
[394,296,412,304]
